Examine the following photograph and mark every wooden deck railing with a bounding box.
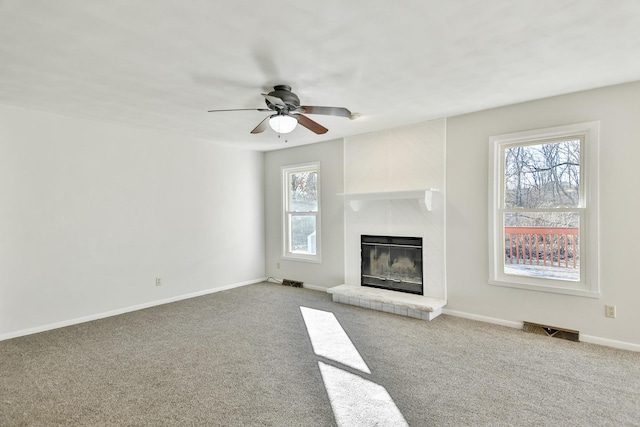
[505,227,579,268]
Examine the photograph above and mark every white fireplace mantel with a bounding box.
[337,189,440,212]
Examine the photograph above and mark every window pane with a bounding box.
[289,171,318,212]
[290,214,316,254]
[504,139,580,209]
[504,211,580,281]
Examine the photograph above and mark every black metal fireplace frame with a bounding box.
[361,235,423,295]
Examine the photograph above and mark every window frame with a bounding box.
[281,161,322,263]
[488,121,600,298]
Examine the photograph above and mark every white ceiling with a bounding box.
[2,1,640,151]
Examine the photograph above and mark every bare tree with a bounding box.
[504,138,580,228]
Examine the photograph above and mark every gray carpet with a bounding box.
[1,282,639,426]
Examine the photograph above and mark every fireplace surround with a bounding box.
[361,235,423,295]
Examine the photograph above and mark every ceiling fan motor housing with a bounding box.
[266,85,300,110]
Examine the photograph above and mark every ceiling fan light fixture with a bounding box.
[208,85,352,135]
[269,114,297,134]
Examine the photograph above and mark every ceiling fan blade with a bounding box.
[295,114,328,134]
[250,115,272,134]
[261,93,286,108]
[299,106,352,117]
[208,108,271,113]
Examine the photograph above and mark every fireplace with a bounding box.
[361,235,423,295]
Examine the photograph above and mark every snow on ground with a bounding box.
[505,263,579,281]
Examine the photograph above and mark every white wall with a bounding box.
[9,80,636,347]
[447,81,640,347]
[264,139,344,289]
[344,120,446,299]
[0,104,265,338]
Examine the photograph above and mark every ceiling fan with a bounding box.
[207,85,356,135]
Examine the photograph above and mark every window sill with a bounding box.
[282,254,322,264]
[488,278,601,298]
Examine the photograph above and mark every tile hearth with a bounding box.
[328,284,446,321]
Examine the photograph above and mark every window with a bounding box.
[489,122,600,297]
[282,162,321,262]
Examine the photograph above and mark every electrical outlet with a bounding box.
[277,262,280,269]
[605,304,616,318]
[156,277,162,286]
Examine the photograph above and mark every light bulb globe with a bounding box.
[269,115,297,134]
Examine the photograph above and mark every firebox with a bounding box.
[361,235,423,295]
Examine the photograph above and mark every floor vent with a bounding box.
[282,279,303,288]
[523,321,579,342]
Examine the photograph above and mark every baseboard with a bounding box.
[442,308,524,329]
[442,308,639,352]
[0,278,265,342]
[302,283,329,292]
[580,334,640,352]
[265,276,327,292]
